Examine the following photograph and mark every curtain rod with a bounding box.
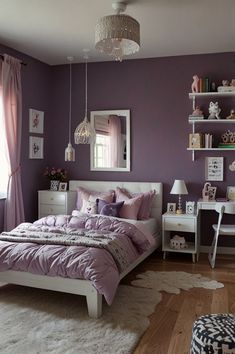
[0,54,27,66]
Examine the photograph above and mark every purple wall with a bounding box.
[49,52,235,245]
[0,46,235,246]
[0,43,51,229]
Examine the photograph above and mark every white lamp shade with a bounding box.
[170,180,188,195]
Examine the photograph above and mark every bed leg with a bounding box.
[86,289,102,318]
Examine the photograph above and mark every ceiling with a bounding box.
[0,0,234,65]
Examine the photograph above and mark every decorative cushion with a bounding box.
[76,187,114,210]
[98,199,124,217]
[115,187,156,220]
[191,314,235,354]
[118,194,144,220]
[80,199,98,215]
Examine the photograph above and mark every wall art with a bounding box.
[29,136,44,159]
[29,108,44,134]
[205,157,224,181]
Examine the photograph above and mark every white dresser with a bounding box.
[38,190,77,218]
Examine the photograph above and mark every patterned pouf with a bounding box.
[191,314,235,354]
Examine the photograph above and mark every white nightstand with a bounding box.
[162,212,200,263]
[38,190,77,218]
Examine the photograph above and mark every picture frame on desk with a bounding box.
[58,182,68,191]
[227,186,235,201]
[208,186,217,200]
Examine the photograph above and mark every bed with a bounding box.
[0,180,162,318]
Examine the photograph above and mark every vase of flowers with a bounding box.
[43,167,68,191]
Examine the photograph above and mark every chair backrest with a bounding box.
[215,202,235,215]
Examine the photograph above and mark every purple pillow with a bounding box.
[98,199,124,217]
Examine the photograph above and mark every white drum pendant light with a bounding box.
[65,56,75,161]
[95,1,140,62]
[74,53,96,144]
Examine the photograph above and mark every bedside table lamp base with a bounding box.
[176,195,183,214]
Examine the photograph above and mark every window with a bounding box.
[94,134,111,168]
[0,89,9,198]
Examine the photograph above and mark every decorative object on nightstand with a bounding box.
[43,167,68,191]
[167,203,176,214]
[65,56,75,162]
[186,201,195,214]
[170,235,188,250]
[208,101,221,120]
[170,179,188,214]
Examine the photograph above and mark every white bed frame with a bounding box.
[0,181,162,318]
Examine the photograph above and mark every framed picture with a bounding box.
[58,182,68,191]
[167,203,176,214]
[29,108,44,134]
[189,133,203,148]
[227,186,235,201]
[29,136,44,159]
[208,186,217,200]
[186,201,195,214]
[205,157,224,181]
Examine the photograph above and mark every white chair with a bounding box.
[208,203,235,268]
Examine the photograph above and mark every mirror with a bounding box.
[90,110,130,171]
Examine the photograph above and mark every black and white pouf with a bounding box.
[191,314,235,354]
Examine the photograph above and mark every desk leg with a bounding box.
[192,254,196,263]
[163,251,166,260]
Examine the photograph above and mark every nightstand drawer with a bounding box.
[39,192,66,205]
[39,204,66,215]
[164,217,195,232]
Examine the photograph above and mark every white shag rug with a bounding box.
[0,272,223,354]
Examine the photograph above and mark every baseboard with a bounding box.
[200,245,235,255]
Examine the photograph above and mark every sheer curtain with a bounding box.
[109,115,122,168]
[2,54,25,231]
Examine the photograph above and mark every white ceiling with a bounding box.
[0,0,234,65]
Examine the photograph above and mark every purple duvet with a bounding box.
[0,213,152,304]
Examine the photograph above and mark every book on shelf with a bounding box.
[198,77,210,93]
[218,143,235,148]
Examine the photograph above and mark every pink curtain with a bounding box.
[2,54,25,231]
[109,115,122,168]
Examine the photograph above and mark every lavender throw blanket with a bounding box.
[0,213,151,304]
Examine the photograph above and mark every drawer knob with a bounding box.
[177,223,181,226]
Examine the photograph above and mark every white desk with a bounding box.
[197,199,235,212]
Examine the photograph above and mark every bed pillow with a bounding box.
[115,187,156,220]
[98,199,124,217]
[117,194,144,220]
[80,199,98,215]
[76,187,114,210]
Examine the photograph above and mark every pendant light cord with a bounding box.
[85,59,88,119]
[68,61,72,143]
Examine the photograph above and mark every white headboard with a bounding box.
[69,180,163,227]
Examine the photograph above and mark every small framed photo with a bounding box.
[58,182,67,191]
[167,203,176,214]
[29,136,43,159]
[186,201,195,214]
[227,186,235,201]
[29,108,44,134]
[205,157,224,181]
[208,186,217,200]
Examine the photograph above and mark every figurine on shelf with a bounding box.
[192,106,204,117]
[226,109,235,120]
[208,101,221,119]
[191,75,200,93]
[222,80,230,86]
[230,79,235,87]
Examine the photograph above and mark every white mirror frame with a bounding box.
[90,109,131,172]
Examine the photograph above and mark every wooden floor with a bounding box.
[121,251,235,354]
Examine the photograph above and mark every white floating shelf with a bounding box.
[187,148,235,151]
[189,92,235,99]
[188,119,235,124]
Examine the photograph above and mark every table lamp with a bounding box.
[170,179,188,214]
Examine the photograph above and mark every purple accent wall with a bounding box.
[0,43,51,230]
[0,46,235,247]
[49,52,235,245]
